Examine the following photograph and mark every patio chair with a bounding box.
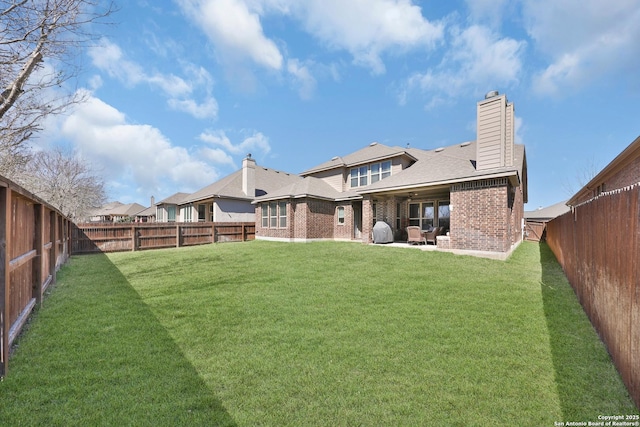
[406,226,426,245]
[424,227,441,245]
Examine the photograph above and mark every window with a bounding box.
[184,205,192,222]
[421,202,434,230]
[262,202,287,228]
[157,207,164,222]
[167,206,176,222]
[262,204,268,227]
[198,204,206,222]
[438,201,450,232]
[209,204,214,222]
[269,202,277,227]
[337,206,345,225]
[351,161,392,188]
[371,161,391,183]
[278,202,287,228]
[409,201,446,230]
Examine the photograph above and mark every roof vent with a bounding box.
[434,147,444,152]
[460,141,471,147]
[331,156,339,161]
[485,90,499,99]
[369,142,378,146]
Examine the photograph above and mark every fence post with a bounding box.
[176,224,181,248]
[131,225,137,251]
[0,185,11,377]
[48,211,56,287]
[212,223,216,243]
[33,204,44,305]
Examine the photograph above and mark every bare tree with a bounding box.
[0,0,116,174]
[561,155,602,198]
[17,147,106,219]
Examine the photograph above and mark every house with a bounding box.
[254,92,528,255]
[175,156,303,222]
[89,201,147,223]
[524,200,570,241]
[567,135,640,207]
[155,192,190,222]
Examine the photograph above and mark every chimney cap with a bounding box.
[484,90,499,99]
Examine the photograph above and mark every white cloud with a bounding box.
[177,0,443,76]
[199,147,236,166]
[290,0,444,74]
[402,24,525,104]
[60,92,219,199]
[168,97,219,119]
[523,0,640,95]
[88,38,218,120]
[198,129,271,157]
[287,59,317,99]
[177,0,283,70]
[464,0,511,28]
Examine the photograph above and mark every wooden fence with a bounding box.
[546,185,639,408]
[1,176,70,377]
[524,220,546,242]
[71,222,255,254]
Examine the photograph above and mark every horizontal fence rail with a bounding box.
[1,175,71,377]
[72,222,255,254]
[546,186,639,408]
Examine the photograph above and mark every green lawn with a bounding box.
[1,241,637,426]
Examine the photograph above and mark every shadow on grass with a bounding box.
[538,242,639,419]
[0,253,237,426]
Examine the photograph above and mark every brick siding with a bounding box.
[450,178,523,252]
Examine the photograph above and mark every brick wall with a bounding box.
[256,199,341,241]
[334,202,354,240]
[450,178,511,252]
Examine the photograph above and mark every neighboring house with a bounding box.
[524,200,570,241]
[567,135,640,207]
[525,201,570,222]
[254,92,528,254]
[89,201,147,223]
[176,156,303,222]
[155,192,190,223]
[134,206,157,223]
[134,196,157,223]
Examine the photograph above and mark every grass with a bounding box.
[0,241,637,426]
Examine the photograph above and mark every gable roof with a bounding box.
[525,200,570,221]
[181,165,303,205]
[157,192,190,205]
[93,202,147,217]
[300,142,417,175]
[359,141,526,195]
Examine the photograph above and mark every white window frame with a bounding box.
[337,206,345,225]
[278,202,287,228]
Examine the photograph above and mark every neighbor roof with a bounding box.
[157,192,190,204]
[94,202,146,217]
[181,165,303,204]
[525,200,570,221]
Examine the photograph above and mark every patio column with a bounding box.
[362,196,373,244]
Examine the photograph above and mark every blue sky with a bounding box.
[40,0,640,209]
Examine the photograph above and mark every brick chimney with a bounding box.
[242,154,256,197]
[476,91,514,171]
